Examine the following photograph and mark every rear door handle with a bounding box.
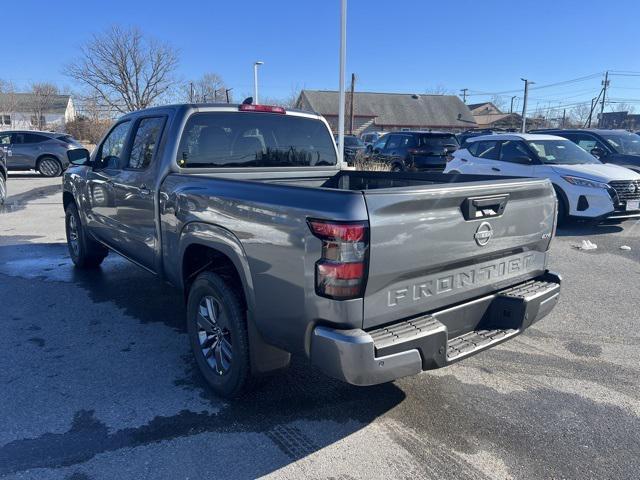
[491,167,501,172]
[139,185,151,195]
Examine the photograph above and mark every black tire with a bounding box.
[37,156,63,177]
[391,163,404,172]
[65,203,108,268]
[187,271,252,398]
[0,174,5,205]
[553,186,569,226]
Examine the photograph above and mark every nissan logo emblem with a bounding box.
[474,221,493,246]
[628,183,638,194]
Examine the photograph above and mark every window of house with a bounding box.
[127,117,166,169]
[2,115,10,125]
[30,115,46,128]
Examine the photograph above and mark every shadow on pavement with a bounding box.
[0,242,406,477]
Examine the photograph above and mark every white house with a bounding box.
[0,93,76,131]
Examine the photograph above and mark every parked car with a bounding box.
[0,147,6,205]
[63,103,561,398]
[445,133,640,222]
[531,129,640,173]
[0,130,83,177]
[360,131,385,151]
[370,131,459,172]
[335,134,366,165]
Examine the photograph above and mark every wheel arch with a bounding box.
[179,222,290,374]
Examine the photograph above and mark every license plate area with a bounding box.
[626,200,640,211]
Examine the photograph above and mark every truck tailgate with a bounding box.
[362,178,556,329]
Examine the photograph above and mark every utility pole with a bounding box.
[460,88,468,103]
[189,82,194,103]
[349,73,355,135]
[510,95,516,113]
[337,0,347,167]
[253,61,264,104]
[225,88,233,104]
[561,109,566,128]
[598,71,609,128]
[520,78,534,133]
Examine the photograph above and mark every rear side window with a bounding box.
[127,117,165,169]
[499,140,532,163]
[12,133,49,144]
[469,140,500,160]
[177,112,337,168]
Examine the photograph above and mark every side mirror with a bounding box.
[590,147,605,158]
[512,156,532,165]
[67,148,91,166]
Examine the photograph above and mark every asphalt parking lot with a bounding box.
[1,174,639,480]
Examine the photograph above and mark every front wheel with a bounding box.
[391,163,404,172]
[65,203,108,267]
[187,271,253,398]
[0,174,6,205]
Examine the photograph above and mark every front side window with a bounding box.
[600,131,640,155]
[384,135,401,150]
[127,117,165,169]
[177,112,337,168]
[96,121,131,169]
[373,136,387,150]
[398,135,417,148]
[499,140,533,163]
[527,139,600,165]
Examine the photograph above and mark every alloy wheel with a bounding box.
[67,213,80,256]
[39,158,61,177]
[197,295,233,375]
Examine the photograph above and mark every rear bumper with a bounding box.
[310,271,561,386]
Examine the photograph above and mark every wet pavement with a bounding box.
[1,174,639,479]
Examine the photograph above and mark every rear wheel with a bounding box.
[37,156,63,177]
[187,271,253,398]
[391,163,404,172]
[65,203,108,267]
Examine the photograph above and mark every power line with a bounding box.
[467,72,603,97]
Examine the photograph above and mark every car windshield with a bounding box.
[343,136,364,147]
[419,135,459,154]
[527,139,601,165]
[600,131,640,155]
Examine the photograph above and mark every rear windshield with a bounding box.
[343,136,364,146]
[419,134,459,152]
[178,112,337,168]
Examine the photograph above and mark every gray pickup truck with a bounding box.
[63,103,561,398]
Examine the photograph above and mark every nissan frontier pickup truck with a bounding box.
[63,103,561,398]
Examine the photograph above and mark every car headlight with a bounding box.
[562,176,610,189]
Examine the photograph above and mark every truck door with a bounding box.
[85,121,132,245]
[111,116,166,271]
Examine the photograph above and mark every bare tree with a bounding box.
[65,93,113,145]
[0,79,19,124]
[570,102,592,126]
[66,26,179,113]
[29,82,59,129]
[611,102,635,114]
[490,95,508,112]
[424,84,451,95]
[184,73,229,103]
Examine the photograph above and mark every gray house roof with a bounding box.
[298,90,476,128]
[0,93,71,114]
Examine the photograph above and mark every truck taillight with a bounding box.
[308,219,369,300]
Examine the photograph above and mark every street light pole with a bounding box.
[337,0,347,168]
[520,78,534,133]
[253,61,264,104]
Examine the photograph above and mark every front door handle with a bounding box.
[139,185,151,196]
[491,167,501,172]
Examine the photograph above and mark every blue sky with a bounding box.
[5,0,640,112]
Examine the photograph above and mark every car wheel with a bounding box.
[0,175,5,205]
[65,202,108,268]
[391,163,404,172]
[37,156,63,177]
[553,187,569,226]
[187,271,253,398]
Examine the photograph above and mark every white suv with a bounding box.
[445,133,640,221]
